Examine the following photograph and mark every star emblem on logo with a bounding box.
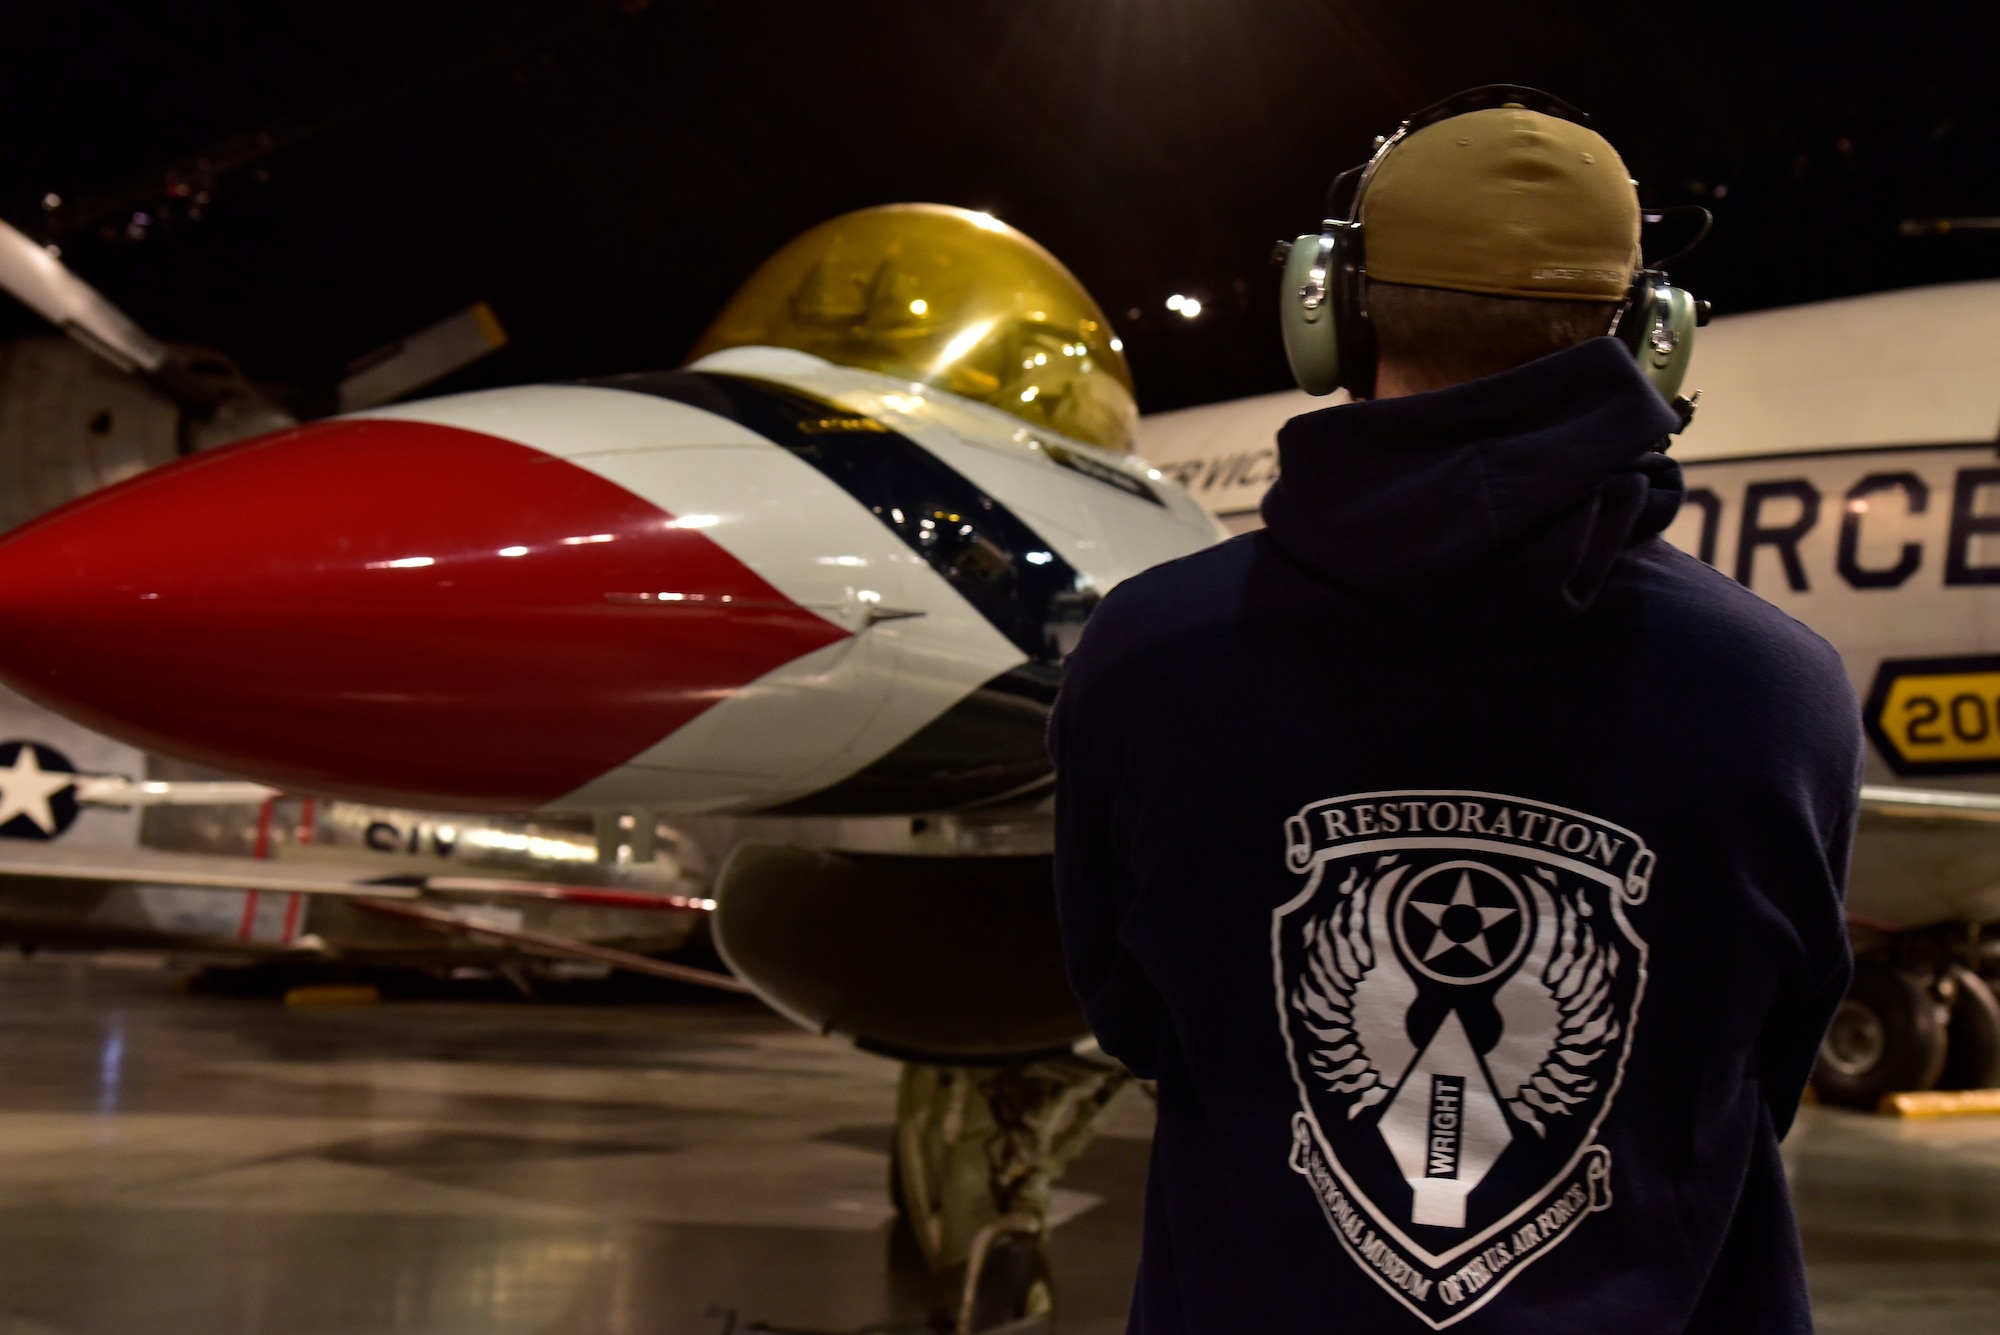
[1412,871,1518,967]
[1394,860,1530,985]
[0,741,82,841]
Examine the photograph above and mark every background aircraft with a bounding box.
[2,677,733,990]
[1140,278,2000,1110]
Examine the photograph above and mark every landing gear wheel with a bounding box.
[884,1142,935,1302]
[1938,965,2000,1091]
[1813,957,1947,1109]
[887,1137,909,1222]
[966,1234,1053,1331]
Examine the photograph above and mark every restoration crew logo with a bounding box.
[1272,789,1651,1328]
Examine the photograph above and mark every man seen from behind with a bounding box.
[1050,86,1860,1334]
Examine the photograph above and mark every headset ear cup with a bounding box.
[1280,232,1343,395]
[1639,284,1699,402]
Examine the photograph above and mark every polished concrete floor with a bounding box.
[0,955,1997,1333]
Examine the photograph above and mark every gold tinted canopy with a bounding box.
[689,204,1137,452]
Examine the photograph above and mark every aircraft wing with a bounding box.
[0,840,421,897]
[0,840,721,910]
[72,777,282,807]
[0,840,746,993]
[1860,785,2000,822]
[346,898,752,993]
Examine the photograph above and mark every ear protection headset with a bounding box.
[1276,85,1710,431]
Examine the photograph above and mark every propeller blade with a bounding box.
[0,215,168,375]
[337,300,508,412]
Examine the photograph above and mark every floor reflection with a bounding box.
[1790,1105,2000,1332]
[0,955,1996,1332]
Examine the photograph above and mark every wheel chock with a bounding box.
[1878,1088,2000,1116]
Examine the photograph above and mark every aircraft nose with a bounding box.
[0,414,850,808]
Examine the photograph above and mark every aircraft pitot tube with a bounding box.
[0,206,1220,817]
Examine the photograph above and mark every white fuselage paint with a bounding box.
[1134,281,2000,928]
[360,351,1222,814]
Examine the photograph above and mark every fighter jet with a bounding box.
[0,202,1221,1323]
[1140,278,2000,1113]
[0,215,747,997]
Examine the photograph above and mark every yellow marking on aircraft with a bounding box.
[1875,669,2000,767]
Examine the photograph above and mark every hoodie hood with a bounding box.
[1259,337,1686,625]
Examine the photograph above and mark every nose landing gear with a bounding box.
[889,1055,1129,1332]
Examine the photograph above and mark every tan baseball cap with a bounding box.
[1360,105,1640,302]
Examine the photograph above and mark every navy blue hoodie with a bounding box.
[1051,339,1859,1333]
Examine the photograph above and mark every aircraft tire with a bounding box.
[1812,957,1946,1110]
[966,1234,1054,1331]
[1937,965,2000,1091]
[887,1138,909,1221]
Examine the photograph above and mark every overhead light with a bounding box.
[1166,294,1185,311]
[1177,298,1202,319]
[1020,386,1039,402]
[1109,337,1124,352]
[909,298,928,315]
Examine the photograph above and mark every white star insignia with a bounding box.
[0,746,77,836]
[1413,871,1517,967]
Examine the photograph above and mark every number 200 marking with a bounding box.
[1904,692,2000,746]
[1864,660,2000,775]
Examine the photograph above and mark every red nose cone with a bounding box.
[0,417,848,807]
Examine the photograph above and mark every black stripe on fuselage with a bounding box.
[583,369,1085,813]
[585,369,1097,669]
[764,662,1060,815]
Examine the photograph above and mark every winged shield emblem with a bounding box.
[1274,790,1651,1328]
